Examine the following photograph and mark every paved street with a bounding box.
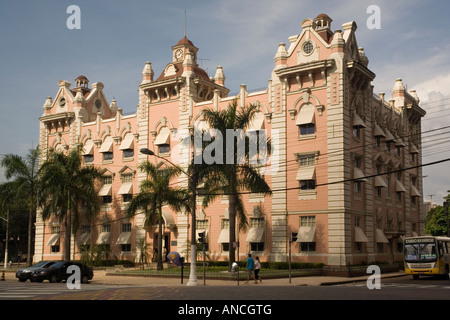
[1,270,450,301]
[0,271,448,319]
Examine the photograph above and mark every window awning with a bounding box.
[296,166,316,181]
[396,138,406,147]
[354,167,367,182]
[296,226,316,242]
[77,233,90,245]
[373,124,385,137]
[217,228,229,243]
[396,180,407,192]
[374,176,388,188]
[118,182,133,195]
[354,227,369,243]
[119,134,134,150]
[154,127,170,145]
[99,184,112,196]
[96,232,110,244]
[296,104,315,126]
[162,210,176,229]
[248,112,265,131]
[352,113,367,128]
[246,226,265,242]
[99,137,113,153]
[46,234,60,246]
[411,185,421,197]
[384,129,395,142]
[410,144,419,154]
[116,232,131,245]
[376,229,389,243]
[82,140,94,155]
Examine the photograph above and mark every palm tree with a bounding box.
[37,148,102,261]
[0,181,19,266]
[126,161,188,270]
[1,146,40,266]
[200,100,272,268]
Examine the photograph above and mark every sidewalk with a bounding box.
[0,268,406,286]
[90,270,406,287]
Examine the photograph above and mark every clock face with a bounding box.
[175,49,184,61]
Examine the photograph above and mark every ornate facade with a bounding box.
[34,14,425,266]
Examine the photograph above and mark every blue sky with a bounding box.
[1,0,450,204]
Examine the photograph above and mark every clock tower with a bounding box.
[172,36,198,65]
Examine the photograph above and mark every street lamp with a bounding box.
[140,148,199,286]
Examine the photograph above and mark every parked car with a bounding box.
[31,261,94,283]
[16,261,57,282]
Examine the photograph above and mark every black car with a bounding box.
[31,261,94,283]
[16,261,57,282]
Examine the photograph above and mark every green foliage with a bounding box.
[425,205,448,236]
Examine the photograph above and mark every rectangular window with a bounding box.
[301,216,316,227]
[250,242,264,251]
[375,136,381,148]
[121,244,131,252]
[300,180,316,190]
[377,243,384,253]
[122,174,133,183]
[102,176,113,185]
[122,223,132,232]
[101,224,111,233]
[221,243,229,252]
[102,195,112,204]
[300,155,315,167]
[51,245,60,253]
[123,149,134,159]
[103,152,113,161]
[385,141,391,152]
[301,242,316,252]
[83,154,94,163]
[122,194,132,203]
[158,144,170,154]
[299,123,315,136]
[354,180,362,193]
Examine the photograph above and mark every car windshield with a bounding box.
[404,241,437,262]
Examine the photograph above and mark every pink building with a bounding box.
[34,14,425,266]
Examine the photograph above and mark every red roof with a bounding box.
[175,36,194,47]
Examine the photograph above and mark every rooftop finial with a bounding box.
[184,10,187,38]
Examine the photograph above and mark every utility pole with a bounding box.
[444,200,449,237]
[1,209,9,269]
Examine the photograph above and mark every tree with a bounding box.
[1,146,40,266]
[425,206,447,236]
[38,148,102,261]
[126,161,188,270]
[200,100,272,268]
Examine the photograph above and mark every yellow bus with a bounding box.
[404,236,450,279]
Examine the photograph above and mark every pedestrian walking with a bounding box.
[254,256,262,283]
[245,253,257,284]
